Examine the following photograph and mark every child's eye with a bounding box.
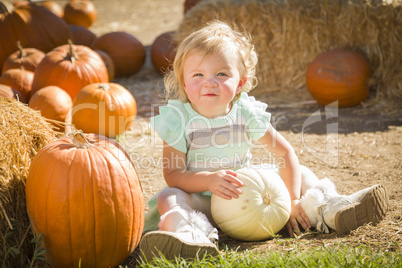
[217,73,227,76]
[194,73,203,77]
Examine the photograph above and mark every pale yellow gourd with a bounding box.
[211,167,291,241]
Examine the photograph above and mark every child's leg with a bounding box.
[299,166,389,234]
[299,165,321,196]
[140,187,219,260]
[157,187,216,231]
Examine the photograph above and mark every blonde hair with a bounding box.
[164,20,258,102]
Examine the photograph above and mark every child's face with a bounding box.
[182,48,246,118]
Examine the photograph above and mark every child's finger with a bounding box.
[223,180,242,196]
[225,170,237,177]
[289,217,301,236]
[297,214,310,231]
[217,187,237,199]
[225,174,244,187]
[286,222,295,238]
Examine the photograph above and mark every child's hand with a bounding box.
[286,199,311,238]
[207,170,243,200]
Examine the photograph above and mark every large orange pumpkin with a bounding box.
[150,31,177,74]
[63,0,97,28]
[92,32,146,78]
[0,2,70,71]
[26,132,144,268]
[31,42,109,100]
[2,42,45,73]
[306,49,371,107]
[29,86,73,132]
[72,82,136,138]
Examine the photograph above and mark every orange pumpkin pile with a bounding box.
[0,2,70,71]
[0,2,144,136]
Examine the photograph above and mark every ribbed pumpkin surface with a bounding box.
[25,133,144,268]
[2,46,45,73]
[211,167,291,241]
[31,44,108,100]
[72,83,137,138]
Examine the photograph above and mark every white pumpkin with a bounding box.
[211,167,291,241]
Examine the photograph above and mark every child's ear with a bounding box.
[236,77,247,93]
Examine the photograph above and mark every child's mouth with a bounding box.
[204,94,216,97]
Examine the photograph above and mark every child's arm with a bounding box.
[162,141,244,200]
[257,124,311,237]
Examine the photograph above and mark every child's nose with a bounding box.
[205,77,218,87]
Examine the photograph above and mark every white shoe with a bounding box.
[139,231,219,261]
[301,183,388,234]
[324,184,388,234]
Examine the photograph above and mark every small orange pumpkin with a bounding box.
[0,67,34,102]
[37,1,64,17]
[0,84,26,102]
[306,49,371,107]
[2,42,45,73]
[31,42,108,100]
[26,131,144,268]
[0,84,15,98]
[72,82,136,138]
[151,31,177,74]
[29,86,72,132]
[92,32,146,78]
[63,0,97,28]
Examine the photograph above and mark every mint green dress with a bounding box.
[143,93,272,233]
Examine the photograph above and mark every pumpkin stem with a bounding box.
[68,39,76,65]
[17,41,26,58]
[263,193,271,205]
[68,130,96,149]
[98,84,110,91]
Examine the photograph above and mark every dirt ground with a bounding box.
[56,0,402,263]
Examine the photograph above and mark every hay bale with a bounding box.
[0,97,57,267]
[176,0,402,102]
